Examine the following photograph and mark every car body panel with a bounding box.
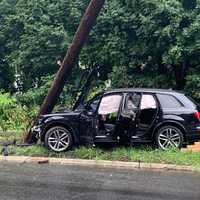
[38,111,81,143]
[32,88,200,148]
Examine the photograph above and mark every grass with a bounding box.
[1,131,200,169]
[0,131,22,142]
[73,145,200,169]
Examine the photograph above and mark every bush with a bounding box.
[0,92,35,131]
[16,75,54,107]
[16,75,75,110]
[185,73,200,103]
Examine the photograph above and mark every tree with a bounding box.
[79,0,200,90]
[1,0,200,95]
[0,0,16,91]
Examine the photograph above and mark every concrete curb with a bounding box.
[0,156,199,173]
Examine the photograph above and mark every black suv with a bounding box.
[32,88,200,152]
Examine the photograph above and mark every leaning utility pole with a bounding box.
[24,0,106,143]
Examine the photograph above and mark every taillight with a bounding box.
[194,111,200,120]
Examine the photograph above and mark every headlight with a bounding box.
[32,125,41,132]
[31,125,42,139]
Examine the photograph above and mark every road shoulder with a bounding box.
[0,155,199,173]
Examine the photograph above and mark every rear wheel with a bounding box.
[45,126,73,152]
[155,125,184,150]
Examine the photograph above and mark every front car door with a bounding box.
[79,94,101,143]
[95,93,123,141]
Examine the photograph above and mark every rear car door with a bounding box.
[119,92,141,141]
[136,93,158,138]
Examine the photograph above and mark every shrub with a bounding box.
[0,92,34,131]
[16,75,74,110]
[185,73,200,103]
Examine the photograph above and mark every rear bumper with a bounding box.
[186,127,200,142]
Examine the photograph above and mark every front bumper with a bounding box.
[31,125,42,139]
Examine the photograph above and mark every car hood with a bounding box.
[40,110,81,119]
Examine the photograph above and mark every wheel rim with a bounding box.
[158,128,181,150]
[48,128,70,152]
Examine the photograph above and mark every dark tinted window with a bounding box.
[182,95,198,108]
[90,99,100,111]
[87,95,101,111]
[157,94,183,109]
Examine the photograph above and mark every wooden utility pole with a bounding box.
[24,0,105,143]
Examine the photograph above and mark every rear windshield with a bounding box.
[182,95,199,109]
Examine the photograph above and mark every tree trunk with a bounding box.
[174,60,188,90]
[24,0,105,143]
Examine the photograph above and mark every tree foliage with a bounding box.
[0,0,200,102]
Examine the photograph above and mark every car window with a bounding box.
[90,99,100,111]
[122,93,141,119]
[87,95,101,111]
[140,94,157,109]
[157,94,183,109]
[98,94,122,115]
[124,93,140,112]
[182,94,198,109]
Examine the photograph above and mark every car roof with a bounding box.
[104,88,184,95]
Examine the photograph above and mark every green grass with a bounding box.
[1,131,200,169]
[10,144,200,169]
[73,146,200,169]
[0,131,23,142]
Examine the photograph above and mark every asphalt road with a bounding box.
[0,162,199,200]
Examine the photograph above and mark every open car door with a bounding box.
[119,93,141,143]
[136,94,158,140]
[95,94,123,141]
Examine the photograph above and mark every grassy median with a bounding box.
[1,131,200,169]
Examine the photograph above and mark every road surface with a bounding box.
[0,162,199,200]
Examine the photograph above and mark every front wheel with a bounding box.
[45,126,73,152]
[155,125,184,150]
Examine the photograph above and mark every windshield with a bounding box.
[85,93,102,111]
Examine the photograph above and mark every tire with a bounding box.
[44,126,73,152]
[155,125,184,150]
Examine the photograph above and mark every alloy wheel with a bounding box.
[47,128,70,152]
[157,127,182,150]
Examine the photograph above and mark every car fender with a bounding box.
[162,114,185,122]
[152,118,186,139]
[41,117,79,143]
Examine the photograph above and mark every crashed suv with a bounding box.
[32,88,200,152]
